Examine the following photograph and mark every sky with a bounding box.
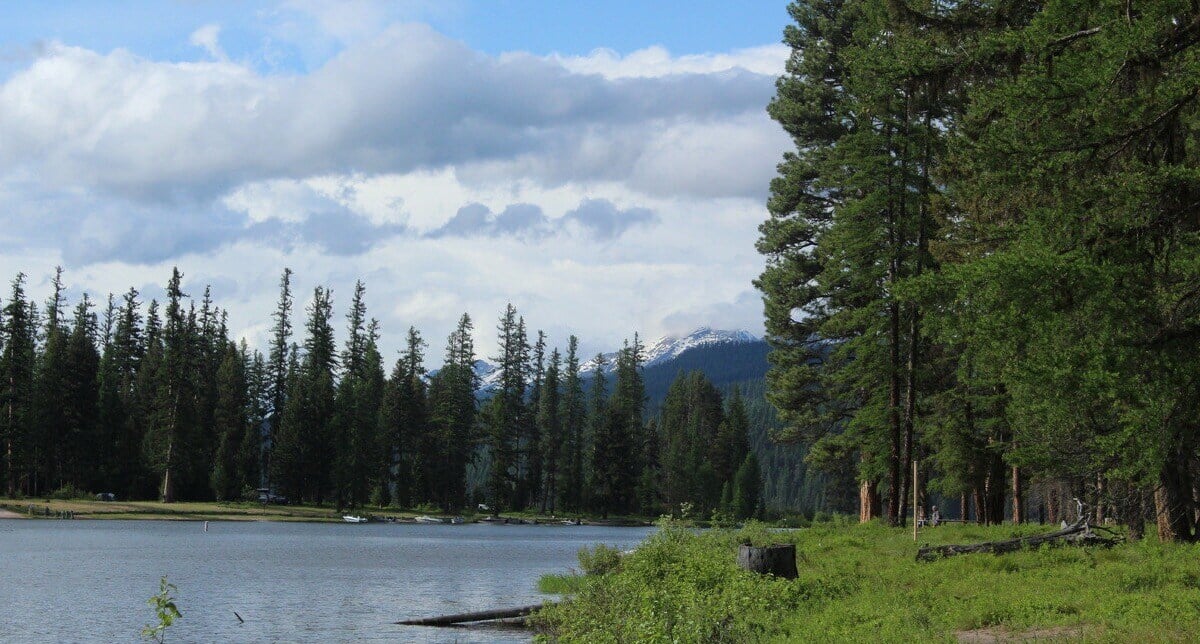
[0,1,793,361]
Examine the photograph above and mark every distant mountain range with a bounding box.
[465,327,770,405]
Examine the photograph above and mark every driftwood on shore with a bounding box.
[396,603,552,626]
[916,519,1121,562]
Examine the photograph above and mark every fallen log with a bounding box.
[396,603,551,626]
[916,521,1120,562]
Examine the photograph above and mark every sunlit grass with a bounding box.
[534,520,1200,642]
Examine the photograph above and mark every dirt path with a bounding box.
[0,507,23,519]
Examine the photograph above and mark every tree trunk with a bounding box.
[1011,466,1024,524]
[916,521,1117,562]
[860,478,880,523]
[161,439,175,504]
[1122,482,1145,541]
[887,298,902,527]
[1155,446,1196,542]
[4,436,13,498]
[960,493,969,523]
[737,544,797,579]
[398,603,549,626]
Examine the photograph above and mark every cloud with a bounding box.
[551,44,788,79]
[189,24,227,61]
[0,19,786,360]
[427,198,656,241]
[0,24,778,204]
[661,289,765,337]
[561,198,656,240]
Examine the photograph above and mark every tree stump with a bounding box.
[737,543,797,579]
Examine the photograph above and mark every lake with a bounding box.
[0,520,655,642]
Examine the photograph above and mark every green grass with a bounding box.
[533,519,1200,642]
[538,573,589,595]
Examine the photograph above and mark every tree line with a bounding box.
[0,267,758,516]
[759,0,1200,540]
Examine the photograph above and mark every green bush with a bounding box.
[577,544,624,576]
[48,483,90,500]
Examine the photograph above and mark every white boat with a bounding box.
[342,515,367,523]
[414,515,444,524]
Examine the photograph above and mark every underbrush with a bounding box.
[533,520,1200,642]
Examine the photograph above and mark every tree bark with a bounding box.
[397,603,549,626]
[860,478,881,523]
[1011,466,1024,524]
[916,520,1117,562]
[737,544,798,579]
[161,439,174,504]
[1155,446,1196,542]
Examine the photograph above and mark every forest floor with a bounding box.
[534,519,1200,642]
[0,497,654,525]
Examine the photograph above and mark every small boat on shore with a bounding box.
[449,516,465,524]
[342,515,367,523]
[414,515,444,524]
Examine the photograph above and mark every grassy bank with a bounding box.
[0,497,656,525]
[535,520,1200,642]
[0,498,362,522]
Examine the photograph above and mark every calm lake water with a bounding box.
[0,519,655,643]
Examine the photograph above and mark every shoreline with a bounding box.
[0,498,654,526]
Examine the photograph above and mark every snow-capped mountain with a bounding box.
[580,327,759,375]
[474,327,761,393]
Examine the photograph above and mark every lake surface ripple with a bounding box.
[0,519,654,643]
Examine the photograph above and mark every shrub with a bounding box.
[577,544,624,576]
[48,483,90,500]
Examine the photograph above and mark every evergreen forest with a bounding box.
[0,267,763,518]
[758,0,1200,541]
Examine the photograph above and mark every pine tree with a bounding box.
[557,336,586,512]
[0,274,36,497]
[273,287,337,504]
[382,327,428,507]
[109,288,146,498]
[537,347,561,513]
[435,314,476,510]
[239,345,267,493]
[757,0,948,525]
[264,268,293,491]
[483,304,528,511]
[210,341,249,501]
[143,268,196,503]
[659,372,726,513]
[521,330,546,509]
[62,295,101,491]
[732,453,762,520]
[585,354,609,516]
[31,267,70,494]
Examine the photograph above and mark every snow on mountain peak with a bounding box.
[474,327,758,392]
[579,327,759,376]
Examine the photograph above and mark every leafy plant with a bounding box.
[577,544,623,576]
[141,576,181,643]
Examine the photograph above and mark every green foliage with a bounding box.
[538,573,588,595]
[48,483,90,500]
[577,543,624,576]
[732,453,761,520]
[141,576,181,643]
[537,523,1200,642]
